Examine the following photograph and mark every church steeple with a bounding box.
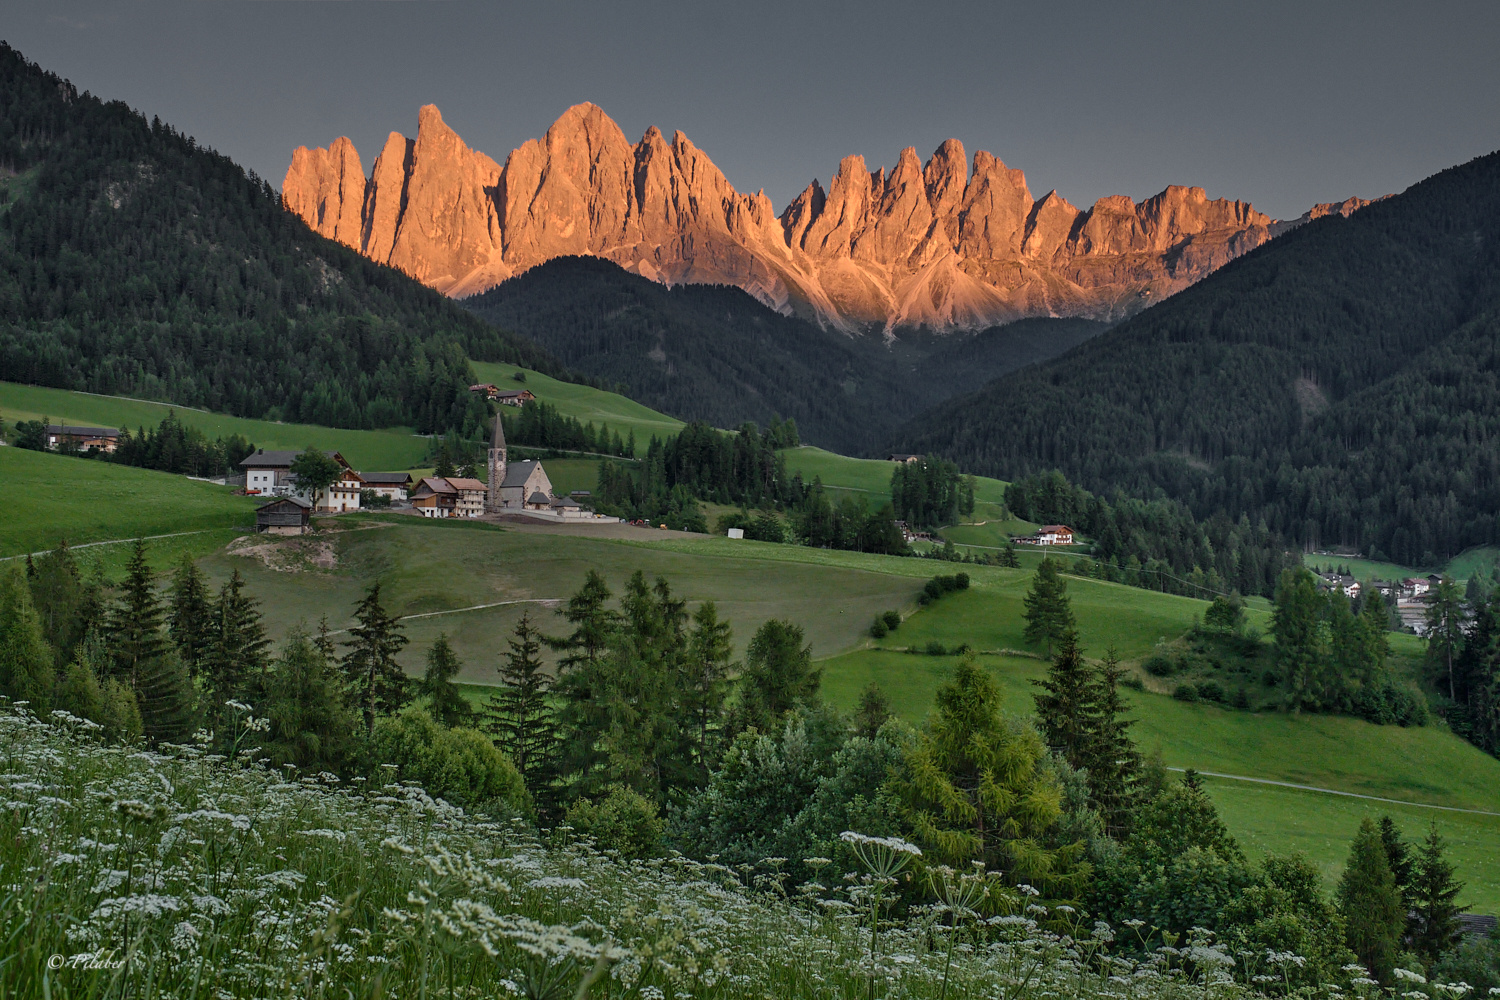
[486,411,507,512]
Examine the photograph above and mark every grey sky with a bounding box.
[6,0,1498,220]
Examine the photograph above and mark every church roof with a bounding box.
[528,491,550,504]
[500,460,541,488]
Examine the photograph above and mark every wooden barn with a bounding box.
[255,496,312,535]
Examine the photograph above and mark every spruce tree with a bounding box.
[1408,820,1466,963]
[313,615,338,662]
[1426,578,1467,701]
[1022,558,1075,656]
[419,634,473,728]
[1337,817,1406,983]
[167,554,214,679]
[1378,815,1415,910]
[0,568,56,711]
[736,618,818,733]
[680,600,733,775]
[27,538,85,666]
[1032,628,1095,764]
[853,682,892,738]
[486,611,556,798]
[133,650,198,744]
[1086,646,1143,838]
[262,629,358,772]
[1271,568,1326,710]
[203,569,270,712]
[1360,589,1393,679]
[340,582,410,734]
[106,539,168,687]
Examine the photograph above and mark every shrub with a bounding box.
[1197,680,1226,703]
[1172,684,1201,703]
[371,707,530,813]
[1231,687,1252,709]
[869,617,888,639]
[925,640,947,656]
[1121,674,1145,691]
[563,785,664,859]
[1144,655,1177,677]
[1262,668,1279,687]
[881,610,902,630]
[919,573,969,605]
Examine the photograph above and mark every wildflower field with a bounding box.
[0,706,1431,1000]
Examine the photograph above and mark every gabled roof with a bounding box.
[240,448,352,471]
[359,472,413,485]
[528,491,551,504]
[445,477,486,491]
[1040,525,1073,533]
[256,496,311,511]
[47,424,119,437]
[412,476,458,496]
[500,460,541,488]
[550,495,581,508]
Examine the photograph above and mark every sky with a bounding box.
[5,0,1499,221]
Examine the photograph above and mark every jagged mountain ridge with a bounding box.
[283,103,1342,332]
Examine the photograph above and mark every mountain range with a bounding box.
[282,103,1374,333]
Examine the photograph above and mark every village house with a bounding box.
[1317,572,1361,599]
[359,472,413,501]
[445,476,488,517]
[254,496,311,535]
[241,449,363,512]
[888,453,923,463]
[494,388,536,407]
[46,425,119,453]
[1037,525,1074,546]
[410,476,459,518]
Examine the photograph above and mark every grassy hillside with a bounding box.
[0,381,430,471]
[469,362,685,454]
[1304,545,1500,585]
[0,445,257,557]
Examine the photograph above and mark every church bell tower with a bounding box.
[486,410,507,512]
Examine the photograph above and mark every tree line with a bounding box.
[891,455,975,530]
[1006,470,1302,598]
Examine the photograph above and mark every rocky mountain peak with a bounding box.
[283,104,1363,331]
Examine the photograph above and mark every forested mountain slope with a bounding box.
[899,151,1500,565]
[463,255,1106,453]
[0,44,556,436]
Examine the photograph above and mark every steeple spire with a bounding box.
[486,411,507,512]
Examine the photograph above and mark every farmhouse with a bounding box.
[888,453,923,463]
[410,476,459,518]
[1037,525,1074,546]
[494,389,536,407]
[254,496,311,535]
[359,472,413,501]
[242,449,363,512]
[46,425,119,453]
[445,477,488,517]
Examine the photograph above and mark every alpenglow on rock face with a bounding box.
[284,103,1297,332]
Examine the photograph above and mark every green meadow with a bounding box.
[469,362,685,453]
[0,381,431,471]
[1302,545,1500,585]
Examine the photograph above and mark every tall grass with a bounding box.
[0,706,1420,999]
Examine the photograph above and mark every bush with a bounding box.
[925,640,947,656]
[1231,686,1252,709]
[869,617,888,639]
[918,573,969,605]
[1172,684,1201,703]
[1262,668,1279,687]
[371,707,530,813]
[1121,674,1145,691]
[1144,655,1177,677]
[1351,680,1429,727]
[881,610,902,630]
[564,785,664,859]
[1197,680,1226,703]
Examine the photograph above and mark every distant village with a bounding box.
[246,412,607,535]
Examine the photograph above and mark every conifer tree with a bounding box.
[853,682,892,738]
[680,600,733,774]
[486,611,556,797]
[736,619,818,733]
[898,656,1078,887]
[1378,815,1415,910]
[549,570,619,676]
[314,615,338,662]
[1022,558,1075,656]
[132,650,198,744]
[167,554,214,679]
[341,582,410,734]
[27,538,86,666]
[203,569,270,712]
[106,539,168,686]
[1360,589,1393,677]
[1426,577,1466,701]
[1271,568,1326,710]
[1033,629,1095,764]
[262,629,358,771]
[1337,817,1406,983]
[0,568,56,711]
[1408,820,1466,963]
[1085,646,1142,838]
[419,634,473,728]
